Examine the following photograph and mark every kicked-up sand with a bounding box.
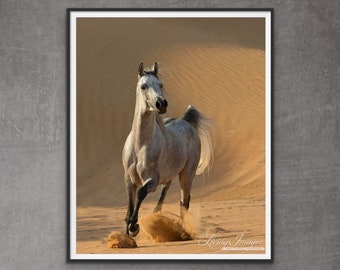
[77,199,265,254]
[75,17,267,255]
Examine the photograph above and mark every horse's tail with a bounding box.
[182,105,214,175]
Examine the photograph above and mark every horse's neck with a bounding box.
[132,110,155,147]
[132,109,166,151]
[132,90,166,150]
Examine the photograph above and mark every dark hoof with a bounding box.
[153,207,161,213]
[128,223,140,237]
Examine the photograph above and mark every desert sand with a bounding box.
[75,18,267,255]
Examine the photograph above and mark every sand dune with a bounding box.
[75,18,266,254]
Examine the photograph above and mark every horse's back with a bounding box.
[165,118,199,139]
[164,118,201,156]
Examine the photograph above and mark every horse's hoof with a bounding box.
[128,223,140,237]
[153,207,161,213]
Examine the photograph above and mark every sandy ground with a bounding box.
[75,18,267,255]
[77,198,265,254]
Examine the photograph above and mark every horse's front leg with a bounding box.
[128,176,158,236]
[125,176,136,235]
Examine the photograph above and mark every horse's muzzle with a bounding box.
[156,98,168,114]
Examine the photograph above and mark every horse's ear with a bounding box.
[138,62,144,77]
[153,62,158,75]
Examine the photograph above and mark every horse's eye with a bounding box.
[141,83,147,90]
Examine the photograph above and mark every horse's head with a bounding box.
[136,62,168,114]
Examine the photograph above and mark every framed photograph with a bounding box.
[68,8,272,260]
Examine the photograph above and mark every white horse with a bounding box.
[122,62,213,236]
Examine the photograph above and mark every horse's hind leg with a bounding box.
[179,170,194,218]
[153,181,172,213]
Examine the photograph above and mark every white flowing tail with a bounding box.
[182,105,214,175]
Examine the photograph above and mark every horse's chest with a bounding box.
[128,146,160,185]
[136,147,158,171]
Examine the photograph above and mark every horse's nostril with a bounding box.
[156,100,161,109]
[164,99,168,108]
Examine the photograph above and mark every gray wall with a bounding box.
[0,1,339,269]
